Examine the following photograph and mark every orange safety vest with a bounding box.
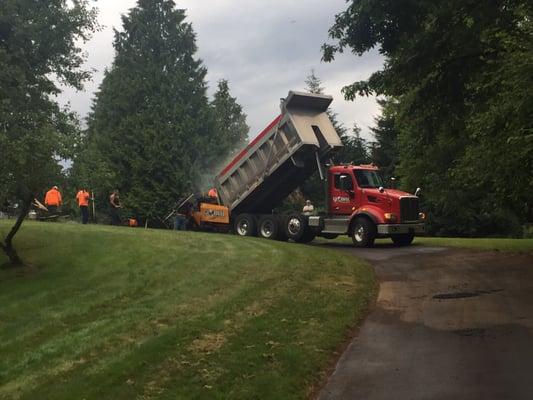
[76,190,90,207]
[44,188,62,206]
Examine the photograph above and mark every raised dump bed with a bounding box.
[215,91,343,215]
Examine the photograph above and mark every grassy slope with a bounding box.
[0,222,375,400]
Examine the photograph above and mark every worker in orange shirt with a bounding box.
[44,185,62,216]
[76,187,90,224]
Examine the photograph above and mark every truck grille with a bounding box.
[400,197,419,222]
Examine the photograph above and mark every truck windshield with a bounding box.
[355,170,384,188]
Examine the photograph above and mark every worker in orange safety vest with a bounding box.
[76,188,90,224]
[44,186,62,216]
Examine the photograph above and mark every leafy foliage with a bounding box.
[0,0,97,264]
[324,0,533,236]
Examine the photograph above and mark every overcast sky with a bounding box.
[60,0,384,140]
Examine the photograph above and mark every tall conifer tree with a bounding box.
[211,80,249,161]
[83,0,214,221]
[369,99,399,181]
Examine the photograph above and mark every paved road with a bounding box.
[316,243,533,400]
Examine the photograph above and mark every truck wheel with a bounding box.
[284,214,307,242]
[296,229,316,244]
[234,214,257,237]
[350,218,376,248]
[391,233,414,246]
[258,215,279,240]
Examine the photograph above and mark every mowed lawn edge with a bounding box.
[316,235,533,252]
[0,221,376,400]
[414,236,533,252]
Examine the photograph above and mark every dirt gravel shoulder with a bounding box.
[316,243,533,400]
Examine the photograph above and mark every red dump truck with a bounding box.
[194,91,425,247]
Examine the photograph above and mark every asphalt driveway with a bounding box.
[316,243,533,400]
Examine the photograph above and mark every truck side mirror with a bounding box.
[415,187,422,197]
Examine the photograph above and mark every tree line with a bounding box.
[71,0,249,225]
[1,0,249,264]
[1,0,531,265]
[323,0,532,237]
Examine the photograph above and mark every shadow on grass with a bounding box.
[0,260,40,280]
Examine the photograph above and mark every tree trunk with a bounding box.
[1,195,32,267]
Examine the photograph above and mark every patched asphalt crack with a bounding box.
[453,328,486,337]
[433,288,503,300]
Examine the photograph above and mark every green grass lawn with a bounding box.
[413,236,533,252]
[0,221,375,400]
[317,235,533,252]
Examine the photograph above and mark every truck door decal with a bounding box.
[333,196,350,203]
[331,173,356,214]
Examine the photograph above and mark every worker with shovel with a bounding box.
[109,189,121,226]
[76,187,90,224]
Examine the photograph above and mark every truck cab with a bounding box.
[308,164,426,246]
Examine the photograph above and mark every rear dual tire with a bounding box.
[234,213,256,237]
[258,215,288,241]
[235,214,289,241]
[234,213,314,243]
[391,233,414,246]
[285,214,315,243]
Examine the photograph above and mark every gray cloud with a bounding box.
[60,0,384,141]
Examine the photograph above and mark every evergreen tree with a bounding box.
[369,99,399,181]
[337,123,369,166]
[211,80,249,161]
[304,70,324,95]
[0,0,97,265]
[81,0,215,223]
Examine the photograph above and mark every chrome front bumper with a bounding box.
[377,223,426,235]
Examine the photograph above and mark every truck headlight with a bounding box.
[419,212,426,220]
[384,213,397,222]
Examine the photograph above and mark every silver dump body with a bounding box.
[215,91,343,215]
